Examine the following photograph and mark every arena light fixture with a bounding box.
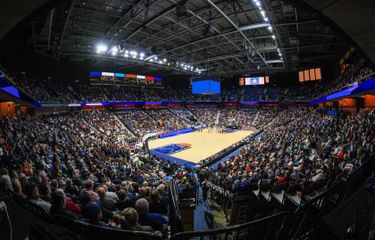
[96,44,108,54]
[252,0,284,66]
[93,43,201,74]
[110,46,118,56]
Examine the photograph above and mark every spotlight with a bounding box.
[260,10,265,17]
[272,35,276,39]
[268,26,273,32]
[264,17,269,22]
[96,44,108,54]
[110,46,118,56]
[130,50,138,56]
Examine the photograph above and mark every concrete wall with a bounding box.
[0,0,50,40]
[294,0,375,66]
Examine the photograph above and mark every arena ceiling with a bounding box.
[1,0,371,76]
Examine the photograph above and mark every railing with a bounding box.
[286,181,346,239]
[169,211,290,240]
[55,216,162,240]
[5,154,374,240]
[342,154,375,201]
[285,154,375,239]
[169,180,184,234]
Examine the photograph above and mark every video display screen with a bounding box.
[239,76,269,86]
[192,80,221,94]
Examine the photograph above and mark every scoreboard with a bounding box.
[89,71,162,86]
[239,76,269,86]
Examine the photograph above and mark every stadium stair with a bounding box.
[184,107,199,122]
[114,113,137,137]
[193,186,211,231]
[167,108,191,124]
[214,111,220,128]
[144,110,159,122]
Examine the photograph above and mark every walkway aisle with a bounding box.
[194,184,211,231]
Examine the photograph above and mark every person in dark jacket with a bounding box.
[50,189,77,220]
[135,198,168,232]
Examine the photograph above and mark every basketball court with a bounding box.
[148,129,254,165]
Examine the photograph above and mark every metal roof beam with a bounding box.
[155,22,270,56]
[205,0,270,68]
[123,0,189,41]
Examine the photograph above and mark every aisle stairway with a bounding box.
[194,185,211,231]
[113,113,137,137]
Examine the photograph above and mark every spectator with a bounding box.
[50,189,77,220]
[81,202,106,226]
[24,182,51,212]
[135,198,168,232]
[121,207,153,232]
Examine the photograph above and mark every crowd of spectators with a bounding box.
[169,108,197,124]
[0,110,201,236]
[0,105,373,237]
[2,62,374,105]
[200,109,375,198]
[116,110,161,137]
[146,109,191,131]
